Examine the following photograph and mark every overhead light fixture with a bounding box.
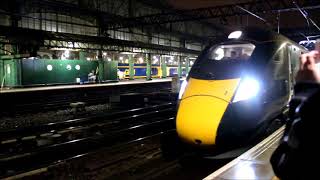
[120,52,137,55]
[228,31,242,39]
[66,64,72,70]
[50,48,79,51]
[47,64,53,71]
[75,65,80,70]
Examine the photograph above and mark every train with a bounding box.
[176,27,307,157]
[118,63,187,79]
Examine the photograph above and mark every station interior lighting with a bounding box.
[75,65,80,70]
[138,57,144,63]
[119,56,124,60]
[103,52,107,56]
[61,49,71,60]
[107,57,111,61]
[299,40,316,45]
[66,64,72,70]
[153,55,159,64]
[51,48,80,51]
[120,52,137,55]
[47,64,53,71]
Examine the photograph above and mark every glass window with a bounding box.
[208,43,255,61]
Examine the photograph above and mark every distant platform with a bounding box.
[0,78,183,94]
[204,126,284,180]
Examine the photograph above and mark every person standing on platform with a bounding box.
[271,49,320,180]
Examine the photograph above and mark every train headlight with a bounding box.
[232,77,260,103]
[178,80,188,99]
[228,31,242,39]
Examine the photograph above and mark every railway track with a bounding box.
[0,104,177,178]
[0,90,176,115]
[1,131,181,179]
[0,102,175,142]
[9,131,229,180]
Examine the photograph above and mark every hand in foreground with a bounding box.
[296,50,320,82]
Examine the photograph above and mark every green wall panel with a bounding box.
[0,60,3,86]
[99,61,118,81]
[3,60,20,86]
[1,58,116,86]
[21,59,99,85]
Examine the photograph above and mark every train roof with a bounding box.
[226,27,306,50]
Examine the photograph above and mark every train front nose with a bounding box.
[176,96,229,145]
[176,78,240,146]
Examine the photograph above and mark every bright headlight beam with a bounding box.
[233,77,260,103]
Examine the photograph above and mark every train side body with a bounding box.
[117,63,186,78]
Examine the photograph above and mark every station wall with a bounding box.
[0,58,118,87]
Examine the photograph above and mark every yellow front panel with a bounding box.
[182,78,240,102]
[176,78,240,145]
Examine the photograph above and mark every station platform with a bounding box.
[0,78,181,94]
[204,126,284,180]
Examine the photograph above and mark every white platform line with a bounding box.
[203,126,285,180]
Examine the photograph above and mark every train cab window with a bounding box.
[209,43,255,61]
